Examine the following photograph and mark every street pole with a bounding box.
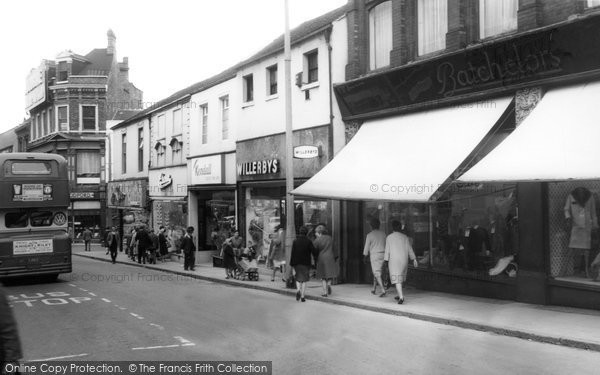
[284,0,296,281]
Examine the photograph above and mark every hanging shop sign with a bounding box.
[334,14,600,120]
[237,159,280,177]
[70,192,97,200]
[293,146,321,159]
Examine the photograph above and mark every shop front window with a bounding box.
[244,186,332,262]
[548,181,600,284]
[363,183,518,279]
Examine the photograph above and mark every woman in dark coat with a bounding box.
[290,226,317,302]
[222,238,236,279]
[313,225,338,297]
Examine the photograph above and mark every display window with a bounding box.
[548,181,600,285]
[363,183,518,279]
[243,185,332,262]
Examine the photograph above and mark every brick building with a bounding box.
[294,0,600,310]
[25,29,143,241]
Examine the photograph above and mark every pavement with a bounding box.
[73,244,600,353]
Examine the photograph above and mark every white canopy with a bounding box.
[459,82,600,182]
[292,97,513,202]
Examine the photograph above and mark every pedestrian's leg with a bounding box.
[321,279,327,296]
[327,279,332,295]
[301,282,307,301]
[395,282,404,303]
[271,267,276,282]
[295,280,301,301]
[375,274,386,296]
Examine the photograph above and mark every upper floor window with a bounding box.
[479,0,518,39]
[31,117,36,140]
[36,114,42,139]
[369,1,392,70]
[42,110,48,137]
[266,64,278,96]
[76,151,100,179]
[48,108,54,133]
[121,133,127,174]
[138,127,144,172]
[170,138,183,164]
[221,96,230,140]
[243,74,254,103]
[58,61,68,82]
[155,142,166,167]
[157,114,166,139]
[200,104,208,144]
[81,105,97,131]
[57,105,68,132]
[172,108,182,135]
[418,0,448,56]
[304,50,319,83]
[588,0,600,7]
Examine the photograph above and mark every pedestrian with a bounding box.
[147,229,159,264]
[128,227,138,261]
[181,226,196,271]
[158,226,170,262]
[222,238,236,278]
[313,225,338,297]
[290,226,317,302]
[82,227,93,251]
[230,230,244,255]
[135,225,151,265]
[384,220,418,304]
[268,225,286,282]
[363,217,387,297]
[0,286,23,371]
[106,226,120,264]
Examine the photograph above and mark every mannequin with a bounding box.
[564,187,598,278]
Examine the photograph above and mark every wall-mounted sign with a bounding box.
[334,15,600,120]
[237,159,279,176]
[25,63,47,111]
[70,192,97,200]
[158,173,173,190]
[293,145,321,159]
[107,180,148,208]
[190,155,223,185]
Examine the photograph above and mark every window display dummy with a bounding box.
[564,187,598,278]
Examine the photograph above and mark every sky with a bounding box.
[0,0,347,134]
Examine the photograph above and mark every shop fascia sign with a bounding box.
[70,192,96,200]
[334,15,600,120]
[293,145,321,159]
[237,159,279,176]
[191,155,223,184]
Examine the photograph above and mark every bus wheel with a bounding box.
[47,274,59,282]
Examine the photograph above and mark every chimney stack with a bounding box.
[107,29,116,55]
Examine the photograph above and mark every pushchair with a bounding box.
[233,248,259,281]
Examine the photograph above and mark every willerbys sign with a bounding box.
[237,159,279,176]
[334,15,600,120]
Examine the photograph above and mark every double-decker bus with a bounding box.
[0,153,71,280]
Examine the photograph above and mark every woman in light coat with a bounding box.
[313,225,338,297]
[384,220,418,304]
[363,218,387,297]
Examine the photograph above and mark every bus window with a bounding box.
[10,161,52,175]
[30,211,53,227]
[5,213,28,228]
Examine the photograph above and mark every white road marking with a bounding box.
[88,292,97,296]
[149,323,164,330]
[174,336,195,345]
[68,284,76,287]
[30,353,89,361]
[130,312,144,319]
[101,298,111,303]
[119,307,126,310]
[79,288,88,292]
[132,344,180,351]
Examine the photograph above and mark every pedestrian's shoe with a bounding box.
[397,298,404,305]
[328,285,332,295]
[394,296,400,301]
[371,289,377,295]
[296,291,301,301]
[321,294,328,297]
[379,292,387,298]
[301,297,306,302]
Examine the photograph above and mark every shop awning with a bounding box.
[292,97,513,202]
[459,82,600,182]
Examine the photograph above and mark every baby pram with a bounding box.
[234,248,259,281]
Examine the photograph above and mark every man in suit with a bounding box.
[135,225,151,265]
[181,226,196,271]
[106,226,121,264]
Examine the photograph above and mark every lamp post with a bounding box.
[284,0,296,280]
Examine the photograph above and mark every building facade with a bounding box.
[25,30,142,241]
[294,0,600,310]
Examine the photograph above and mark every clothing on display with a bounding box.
[564,187,598,250]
